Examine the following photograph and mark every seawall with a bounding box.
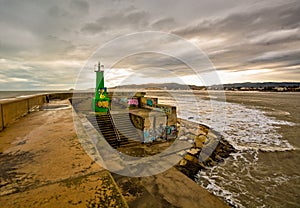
[0,99,129,207]
[0,92,232,207]
[0,93,73,131]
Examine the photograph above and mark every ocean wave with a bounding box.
[157,93,298,207]
[161,98,296,151]
[196,148,297,208]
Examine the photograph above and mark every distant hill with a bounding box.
[112,83,191,90]
[214,82,300,89]
[113,82,300,92]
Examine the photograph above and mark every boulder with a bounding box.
[175,119,236,180]
[194,135,206,148]
[198,125,209,135]
[184,154,199,164]
[179,159,187,166]
[187,148,201,156]
[178,135,188,141]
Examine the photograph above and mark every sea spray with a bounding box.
[147,91,297,207]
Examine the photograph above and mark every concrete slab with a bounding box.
[0,100,127,208]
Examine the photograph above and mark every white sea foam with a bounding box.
[159,96,296,152]
[156,93,298,208]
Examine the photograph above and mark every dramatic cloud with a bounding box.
[81,8,149,33]
[249,28,300,45]
[0,0,299,89]
[150,17,177,30]
[249,49,300,63]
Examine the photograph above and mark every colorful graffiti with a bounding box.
[99,88,106,99]
[95,88,110,110]
[156,105,172,115]
[97,100,109,108]
[143,129,156,143]
[166,125,177,137]
[146,98,157,107]
[120,98,127,103]
[143,124,177,142]
[128,98,139,107]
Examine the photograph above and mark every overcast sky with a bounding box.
[0,0,299,90]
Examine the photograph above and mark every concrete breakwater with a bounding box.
[0,95,46,131]
[0,93,73,131]
[176,119,236,179]
[0,99,129,208]
[0,93,235,207]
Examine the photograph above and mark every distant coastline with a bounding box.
[1,81,299,100]
[112,82,300,92]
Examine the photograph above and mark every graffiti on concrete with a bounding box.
[128,98,139,107]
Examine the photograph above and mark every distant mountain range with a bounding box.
[113,82,300,91]
[113,83,191,90]
[213,82,300,89]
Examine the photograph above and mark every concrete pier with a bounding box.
[0,99,128,207]
[0,96,229,208]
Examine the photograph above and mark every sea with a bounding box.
[0,91,72,100]
[0,91,50,100]
[146,90,300,208]
[1,90,299,207]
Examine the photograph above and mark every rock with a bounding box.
[179,135,188,141]
[198,125,209,135]
[186,132,196,140]
[190,127,199,135]
[177,150,187,157]
[184,154,199,164]
[194,135,206,148]
[196,130,207,136]
[176,158,204,178]
[202,157,217,167]
[214,155,224,163]
[187,148,201,155]
[179,159,187,166]
[188,139,194,144]
[175,118,237,180]
[177,129,186,137]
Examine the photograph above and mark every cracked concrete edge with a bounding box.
[71,106,129,208]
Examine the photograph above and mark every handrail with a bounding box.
[107,111,121,145]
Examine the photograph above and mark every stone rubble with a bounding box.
[176,119,236,179]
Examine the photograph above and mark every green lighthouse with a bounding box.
[92,61,110,112]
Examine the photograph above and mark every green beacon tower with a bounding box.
[92,61,110,112]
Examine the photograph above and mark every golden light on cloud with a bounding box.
[189,38,226,48]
